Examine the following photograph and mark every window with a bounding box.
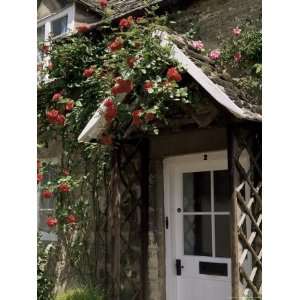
[51,15,68,37]
[38,164,57,241]
[183,170,230,258]
[37,25,45,42]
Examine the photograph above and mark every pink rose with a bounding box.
[192,40,205,51]
[232,27,241,37]
[209,49,221,60]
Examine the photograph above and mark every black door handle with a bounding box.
[176,259,184,276]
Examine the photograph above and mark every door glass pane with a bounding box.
[184,215,212,256]
[183,172,211,212]
[51,15,68,37]
[214,170,230,211]
[215,215,230,258]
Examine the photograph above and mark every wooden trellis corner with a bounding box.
[229,125,262,299]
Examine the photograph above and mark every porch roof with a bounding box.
[78,30,261,143]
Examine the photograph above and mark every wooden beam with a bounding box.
[228,127,241,299]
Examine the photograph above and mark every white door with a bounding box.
[164,151,232,300]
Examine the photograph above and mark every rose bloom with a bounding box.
[65,100,75,112]
[209,49,221,60]
[37,173,44,183]
[99,0,108,8]
[77,24,90,33]
[47,217,58,228]
[144,80,153,92]
[145,112,156,123]
[52,92,62,101]
[167,67,182,82]
[119,18,131,30]
[108,37,123,52]
[58,183,70,193]
[41,44,49,54]
[63,169,69,176]
[234,52,242,62]
[111,78,133,95]
[132,109,143,126]
[127,56,137,68]
[232,26,241,36]
[66,214,77,224]
[83,67,95,78]
[46,109,59,123]
[56,114,65,126]
[42,189,53,199]
[192,40,205,51]
[100,133,113,145]
[102,98,117,122]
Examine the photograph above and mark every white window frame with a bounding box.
[37,4,75,41]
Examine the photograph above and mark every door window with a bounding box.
[182,170,230,258]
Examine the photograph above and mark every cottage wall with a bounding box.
[147,127,227,300]
[170,0,261,48]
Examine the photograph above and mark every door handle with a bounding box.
[176,259,184,276]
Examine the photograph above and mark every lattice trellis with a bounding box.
[105,140,148,300]
[233,127,262,299]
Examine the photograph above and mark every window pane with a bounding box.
[37,25,45,42]
[214,170,230,212]
[183,172,211,212]
[184,215,212,256]
[51,15,68,37]
[215,215,230,258]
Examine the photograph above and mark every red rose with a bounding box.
[77,24,90,33]
[47,217,58,227]
[145,112,156,122]
[108,38,123,52]
[100,133,113,145]
[46,109,59,123]
[83,67,95,78]
[111,78,133,95]
[65,100,75,112]
[37,173,44,183]
[132,109,143,126]
[56,114,65,126]
[63,169,69,176]
[234,52,242,62]
[66,214,77,224]
[127,56,137,68]
[42,189,53,199]
[144,80,153,92]
[58,183,70,193]
[52,92,62,101]
[102,98,117,122]
[167,67,182,82]
[99,0,108,8]
[119,18,130,30]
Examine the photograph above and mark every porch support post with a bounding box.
[109,149,121,300]
[228,127,241,299]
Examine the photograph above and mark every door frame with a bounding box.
[163,150,231,300]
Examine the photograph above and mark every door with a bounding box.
[164,151,231,300]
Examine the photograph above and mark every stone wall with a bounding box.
[169,0,261,48]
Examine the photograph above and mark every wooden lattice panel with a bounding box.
[234,128,262,299]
